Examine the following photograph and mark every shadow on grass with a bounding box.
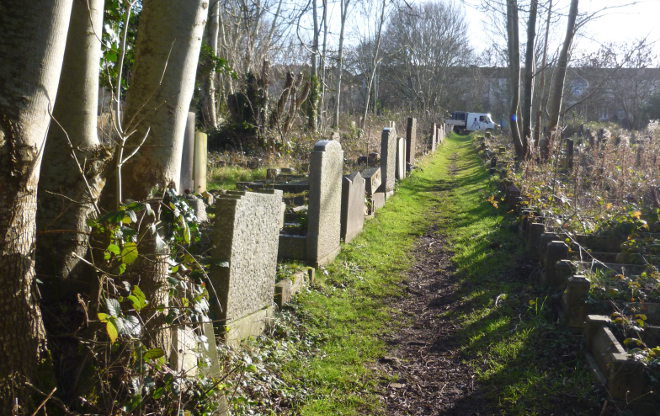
[426,135,603,415]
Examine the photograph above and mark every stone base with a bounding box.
[278,234,307,260]
[222,306,274,347]
[275,268,315,307]
[312,245,341,267]
[373,192,386,211]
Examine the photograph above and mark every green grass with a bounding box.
[430,135,600,415]
[282,148,450,415]
[233,134,601,415]
[207,165,267,190]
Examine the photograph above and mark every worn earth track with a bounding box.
[376,153,489,415]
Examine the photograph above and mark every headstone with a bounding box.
[372,192,386,211]
[380,128,397,198]
[431,123,437,152]
[307,139,343,266]
[193,131,207,193]
[180,112,195,193]
[341,172,366,243]
[172,326,200,376]
[362,166,381,196]
[210,190,283,343]
[405,117,417,170]
[396,137,406,180]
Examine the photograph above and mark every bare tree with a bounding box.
[380,1,473,115]
[521,0,538,153]
[361,0,388,129]
[542,0,578,160]
[506,0,525,159]
[333,0,352,129]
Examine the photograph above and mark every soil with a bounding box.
[375,225,493,416]
[376,154,492,415]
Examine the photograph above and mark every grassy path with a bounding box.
[234,134,603,415]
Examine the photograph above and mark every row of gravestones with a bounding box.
[171,117,447,381]
[475,137,659,414]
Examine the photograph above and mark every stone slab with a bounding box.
[396,137,406,180]
[224,306,274,346]
[278,234,307,260]
[405,117,417,169]
[380,128,397,194]
[341,172,366,243]
[307,139,343,266]
[180,112,195,193]
[210,190,283,338]
[361,166,381,196]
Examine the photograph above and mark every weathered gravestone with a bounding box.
[278,139,344,266]
[405,117,417,170]
[431,123,437,152]
[210,189,283,344]
[341,172,366,243]
[307,139,343,265]
[361,166,383,216]
[180,112,195,193]
[380,128,397,198]
[396,137,406,180]
[193,131,207,192]
[361,166,381,196]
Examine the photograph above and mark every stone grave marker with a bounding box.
[180,112,195,193]
[396,137,406,180]
[405,117,417,170]
[341,172,366,243]
[210,189,283,344]
[380,128,397,198]
[307,139,343,266]
[193,131,207,192]
[431,123,437,152]
[361,166,381,196]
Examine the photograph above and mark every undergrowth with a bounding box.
[223,134,606,415]
[434,135,603,415]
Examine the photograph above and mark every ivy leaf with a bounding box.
[144,348,165,361]
[107,243,121,255]
[106,298,121,317]
[121,242,139,264]
[126,285,147,311]
[97,312,110,323]
[106,320,119,344]
[120,315,141,337]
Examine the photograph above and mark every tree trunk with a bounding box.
[117,0,208,352]
[121,0,208,199]
[307,0,320,132]
[533,0,552,153]
[506,0,525,159]
[521,0,538,154]
[543,0,578,161]
[0,0,73,410]
[202,0,220,129]
[35,0,107,403]
[361,0,386,129]
[333,0,350,129]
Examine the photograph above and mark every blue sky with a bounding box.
[460,0,660,54]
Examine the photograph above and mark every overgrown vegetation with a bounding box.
[215,134,604,415]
